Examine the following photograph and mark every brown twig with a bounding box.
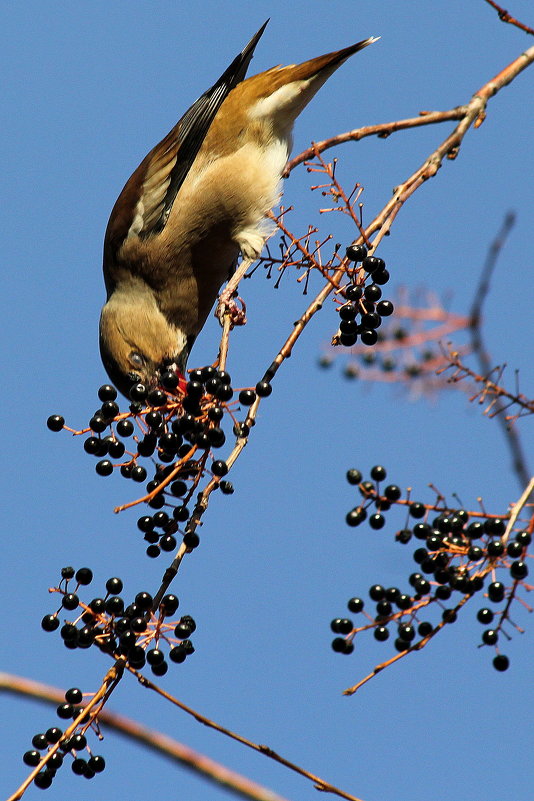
[482,0,534,35]
[113,445,198,513]
[353,484,509,520]
[289,46,534,258]
[132,668,366,801]
[306,148,370,246]
[502,477,534,544]
[365,46,534,251]
[181,396,261,538]
[343,593,473,695]
[266,209,342,289]
[439,351,534,418]
[217,255,258,323]
[218,312,233,372]
[285,108,468,174]
[150,394,262,611]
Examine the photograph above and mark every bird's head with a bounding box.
[99,289,189,398]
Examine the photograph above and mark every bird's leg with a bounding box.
[215,255,256,327]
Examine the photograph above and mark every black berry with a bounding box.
[346,469,362,485]
[376,300,394,316]
[212,460,228,477]
[96,460,113,477]
[493,654,509,671]
[362,256,385,274]
[116,419,134,437]
[370,465,387,481]
[346,244,367,262]
[47,415,65,432]
[510,560,528,580]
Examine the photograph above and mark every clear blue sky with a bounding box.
[2,2,533,800]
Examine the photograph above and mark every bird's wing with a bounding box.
[104,21,268,260]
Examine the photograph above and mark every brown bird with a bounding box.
[99,22,377,397]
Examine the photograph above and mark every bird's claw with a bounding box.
[216,291,247,327]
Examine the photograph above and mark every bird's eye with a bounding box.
[129,351,145,368]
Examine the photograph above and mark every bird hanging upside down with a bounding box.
[99,21,377,397]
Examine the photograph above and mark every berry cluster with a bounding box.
[331,465,532,672]
[335,245,394,348]
[49,375,230,479]
[23,686,105,787]
[130,460,235,557]
[320,325,441,380]
[47,372,273,555]
[41,567,196,675]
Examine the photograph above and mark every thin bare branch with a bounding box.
[468,212,531,488]
[502,477,534,544]
[483,0,534,35]
[285,108,468,174]
[132,669,367,801]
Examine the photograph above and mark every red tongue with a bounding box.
[177,371,187,394]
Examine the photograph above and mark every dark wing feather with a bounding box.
[151,20,269,234]
[104,21,268,260]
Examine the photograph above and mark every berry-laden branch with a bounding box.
[12,569,202,793]
[22,565,369,801]
[7,660,124,799]
[320,209,531,499]
[323,285,473,388]
[343,592,474,696]
[0,673,291,801]
[333,467,533,694]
